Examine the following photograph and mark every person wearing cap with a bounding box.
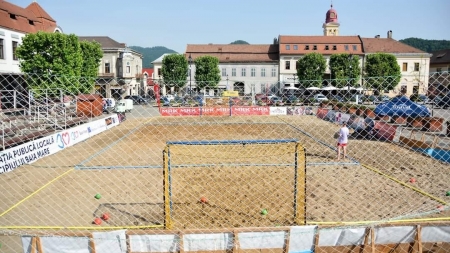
[337,121,350,160]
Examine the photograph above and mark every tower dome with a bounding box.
[325,4,338,23]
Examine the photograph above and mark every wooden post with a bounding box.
[314,232,320,253]
[30,237,37,253]
[370,227,375,253]
[361,227,371,253]
[89,234,96,253]
[126,233,131,253]
[178,232,184,253]
[36,237,44,253]
[283,229,290,253]
[417,225,423,253]
[233,230,240,253]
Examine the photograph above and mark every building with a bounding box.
[142,68,154,97]
[428,49,450,97]
[183,4,430,97]
[78,36,143,99]
[0,0,61,74]
[185,44,279,96]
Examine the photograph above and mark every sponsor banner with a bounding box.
[223,91,239,97]
[316,108,329,119]
[269,107,287,115]
[0,115,120,174]
[233,106,269,116]
[202,107,230,116]
[334,111,351,125]
[160,107,201,116]
[287,107,314,116]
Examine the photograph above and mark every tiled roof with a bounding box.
[279,35,361,44]
[278,35,363,55]
[0,0,57,33]
[26,2,55,22]
[151,53,174,64]
[78,36,126,49]
[430,49,450,64]
[361,38,426,54]
[185,44,279,63]
[142,68,153,75]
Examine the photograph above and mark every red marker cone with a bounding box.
[102,213,110,221]
[410,178,416,183]
[94,218,102,225]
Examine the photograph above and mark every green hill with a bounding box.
[399,38,450,53]
[130,46,178,68]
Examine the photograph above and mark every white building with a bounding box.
[0,0,62,74]
[78,36,143,99]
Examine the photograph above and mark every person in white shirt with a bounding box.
[337,121,350,160]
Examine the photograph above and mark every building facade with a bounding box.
[0,0,61,74]
[78,37,143,99]
[183,4,430,97]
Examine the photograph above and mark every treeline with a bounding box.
[399,38,450,53]
[130,46,177,68]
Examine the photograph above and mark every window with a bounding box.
[414,63,420,71]
[344,45,349,51]
[222,68,227,76]
[105,63,110,73]
[402,63,408,72]
[9,14,16,20]
[437,68,442,73]
[332,45,337,50]
[286,45,290,50]
[157,68,161,76]
[241,68,246,77]
[271,68,276,77]
[293,45,298,50]
[0,39,3,59]
[232,68,236,77]
[126,66,130,73]
[261,68,266,77]
[285,61,291,70]
[313,45,317,50]
[305,45,310,50]
[28,20,34,25]
[12,41,18,60]
[251,68,256,77]
[352,45,357,51]
[325,45,329,50]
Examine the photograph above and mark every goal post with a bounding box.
[163,139,306,229]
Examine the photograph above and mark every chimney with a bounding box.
[375,35,380,38]
[387,30,393,39]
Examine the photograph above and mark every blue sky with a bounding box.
[13,0,450,52]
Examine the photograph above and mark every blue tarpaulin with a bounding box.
[374,96,431,118]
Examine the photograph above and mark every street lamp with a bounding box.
[226,74,229,91]
[188,54,192,95]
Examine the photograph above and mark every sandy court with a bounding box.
[0,115,449,231]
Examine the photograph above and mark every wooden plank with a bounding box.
[30,237,37,253]
[417,225,422,253]
[370,227,375,253]
[178,232,184,253]
[233,230,240,253]
[89,234,96,253]
[314,231,320,253]
[283,229,290,253]
[361,227,370,253]
[36,236,44,253]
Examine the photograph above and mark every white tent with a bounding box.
[284,86,299,90]
[340,86,356,90]
[306,87,320,90]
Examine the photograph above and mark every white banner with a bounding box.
[0,114,120,174]
[269,107,287,115]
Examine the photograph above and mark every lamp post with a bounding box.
[293,73,296,87]
[347,54,353,101]
[226,74,229,91]
[188,54,192,96]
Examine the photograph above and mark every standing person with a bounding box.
[337,121,350,160]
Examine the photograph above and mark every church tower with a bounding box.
[322,4,340,36]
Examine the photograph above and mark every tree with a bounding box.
[230,40,249,45]
[161,54,188,91]
[194,55,221,90]
[329,53,361,88]
[399,38,450,53]
[16,32,83,96]
[296,53,326,88]
[364,53,401,92]
[79,40,103,93]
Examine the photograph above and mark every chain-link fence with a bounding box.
[0,72,449,252]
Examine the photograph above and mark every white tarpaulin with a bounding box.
[421,226,450,242]
[288,226,316,253]
[183,233,233,251]
[21,236,90,253]
[130,234,179,252]
[374,226,416,244]
[239,231,286,249]
[318,227,366,246]
[92,230,127,253]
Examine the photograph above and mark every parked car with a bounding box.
[313,94,328,102]
[160,96,170,106]
[434,93,450,109]
[124,95,149,105]
[367,95,379,104]
[377,95,390,103]
[409,94,429,104]
[329,95,344,102]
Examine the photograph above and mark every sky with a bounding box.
[12,0,450,53]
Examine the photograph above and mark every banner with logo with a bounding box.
[0,115,119,174]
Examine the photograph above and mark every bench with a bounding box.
[1,129,54,148]
[0,121,42,136]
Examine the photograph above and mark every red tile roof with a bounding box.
[279,35,361,44]
[185,44,279,63]
[430,49,450,65]
[0,0,57,33]
[279,35,364,55]
[361,38,426,54]
[142,68,155,86]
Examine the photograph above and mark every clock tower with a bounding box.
[323,4,340,36]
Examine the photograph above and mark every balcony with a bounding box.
[98,73,115,77]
